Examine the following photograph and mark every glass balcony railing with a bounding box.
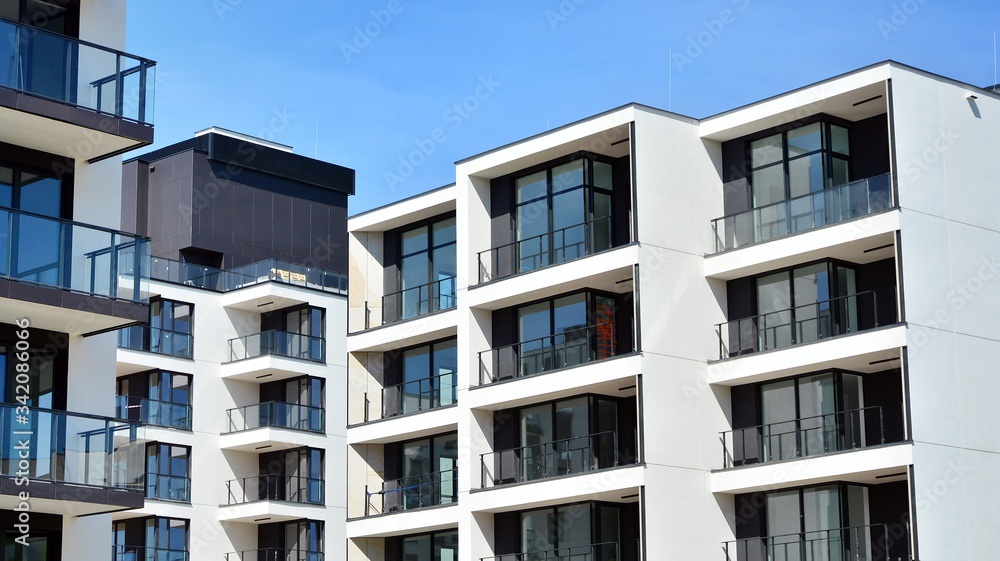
[711,174,893,253]
[382,276,457,323]
[720,406,891,469]
[723,523,906,561]
[0,206,150,301]
[118,326,193,359]
[479,323,619,385]
[378,370,457,420]
[118,252,348,295]
[0,17,155,124]
[225,474,324,505]
[112,546,188,561]
[0,404,144,491]
[364,467,457,516]
[480,431,621,488]
[145,473,190,502]
[115,395,191,430]
[716,291,891,359]
[225,401,325,433]
[477,216,613,284]
[484,542,620,561]
[225,550,323,561]
[226,330,325,363]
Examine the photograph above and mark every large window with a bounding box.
[384,338,457,418]
[754,261,857,349]
[518,503,623,560]
[396,216,457,320]
[517,396,620,482]
[113,517,188,561]
[514,157,613,273]
[398,432,457,511]
[119,298,194,357]
[0,162,70,286]
[515,291,619,377]
[399,530,458,561]
[117,370,192,429]
[145,443,190,502]
[750,121,850,207]
[259,447,324,504]
[282,305,325,360]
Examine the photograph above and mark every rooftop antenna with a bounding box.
[668,46,673,111]
[994,33,997,91]
[314,118,319,158]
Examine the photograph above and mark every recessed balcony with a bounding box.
[723,523,906,561]
[112,546,188,561]
[478,323,623,385]
[118,325,193,359]
[145,473,191,503]
[225,549,323,561]
[226,401,325,434]
[378,276,457,326]
[480,430,629,488]
[227,330,325,364]
[370,370,457,422]
[225,474,324,507]
[484,541,621,561]
[115,395,191,430]
[0,17,156,160]
[364,468,457,516]
[0,207,150,334]
[711,173,893,254]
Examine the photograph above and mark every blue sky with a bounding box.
[126,1,998,213]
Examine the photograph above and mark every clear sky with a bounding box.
[126,1,998,214]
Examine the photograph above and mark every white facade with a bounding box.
[344,61,1000,560]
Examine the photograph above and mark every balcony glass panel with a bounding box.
[224,550,323,561]
[0,17,155,123]
[0,404,144,490]
[226,330,325,363]
[723,524,903,561]
[479,322,618,385]
[226,401,325,433]
[225,474,324,505]
[118,326,193,358]
[0,206,150,301]
[112,546,189,561]
[712,173,893,252]
[115,395,191,430]
[364,467,457,516]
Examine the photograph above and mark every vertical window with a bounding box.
[519,503,622,557]
[282,520,323,555]
[117,371,192,429]
[399,433,457,509]
[754,261,857,350]
[389,338,457,417]
[518,396,619,481]
[398,216,457,319]
[515,291,618,376]
[750,121,851,208]
[282,376,325,431]
[149,299,193,357]
[275,448,324,504]
[283,306,325,360]
[0,163,69,286]
[144,517,188,557]
[145,443,190,502]
[400,529,458,561]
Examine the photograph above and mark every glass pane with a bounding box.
[432,244,456,280]
[516,171,547,203]
[521,405,554,481]
[552,160,584,194]
[766,490,802,558]
[831,157,849,188]
[787,122,823,157]
[792,263,830,343]
[761,379,797,461]
[516,198,549,270]
[521,509,555,554]
[15,214,61,284]
[752,164,785,207]
[788,152,825,198]
[403,346,430,383]
[751,134,782,168]
[593,192,612,253]
[401,225,429,255]
[434,433,458,504]
[553,293,587,335]
[593,161,613,190]
[518,302,551,376]
[798,373,838,457]
[803,485,843,561]
[558,504,592,549]
[555,397,590,475]
[838,265,858,332]
[831,125,850,155]
[0,167,12,207]
[756,272,792,350]
[19,174,62,217]
[435,531,459,561]
[403,535,432,561]
[552,188,585,262]
[433,217,456,246]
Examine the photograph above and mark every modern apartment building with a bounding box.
[112,127,354,561]
[0,0,157,559]
[344,61,999,561]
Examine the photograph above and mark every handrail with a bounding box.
[723,523,904,561]
[225,400,325,433]
[0,16,156,63]
[719,405,886,469]
[478,322,618,385]
[477,215,613,283]
[226,329,326,363]
[364,467,458,516]
[112,546,189,561]
[480,430,620,488]
[224,549,323,561]
[145,473,191,502]
[118,325,193,358]
[716,290,884,359]
[382,275,457,322]
[481,541,620,561]
[711,173,893,252]
[115,395,192,429]
[0,204,150,238]
[225,474,324,505]
[381,370,457,419]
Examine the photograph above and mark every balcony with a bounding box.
[0,18,156,160]
[379,276,456,325]
[227,330,325,363]
[226,402,325,434]
[712,174,893,253]
[723,523,907,561]
[0,207,150,333]
[364,468,457,516]
[225,550,323,561]
[478,323,619,385]
[133,254,348,295]
[716,291,892,359]
[373,370,457,421]
[225,474,324,505]
[0,404,144,515]
[116,395,191,430]
[145,473,190,503]
[485,542,620,561]
[480,431,624,488]
[720,406,896,469]
[112,546,188,561]
[118,326,193,359]
[477,216,612,284]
